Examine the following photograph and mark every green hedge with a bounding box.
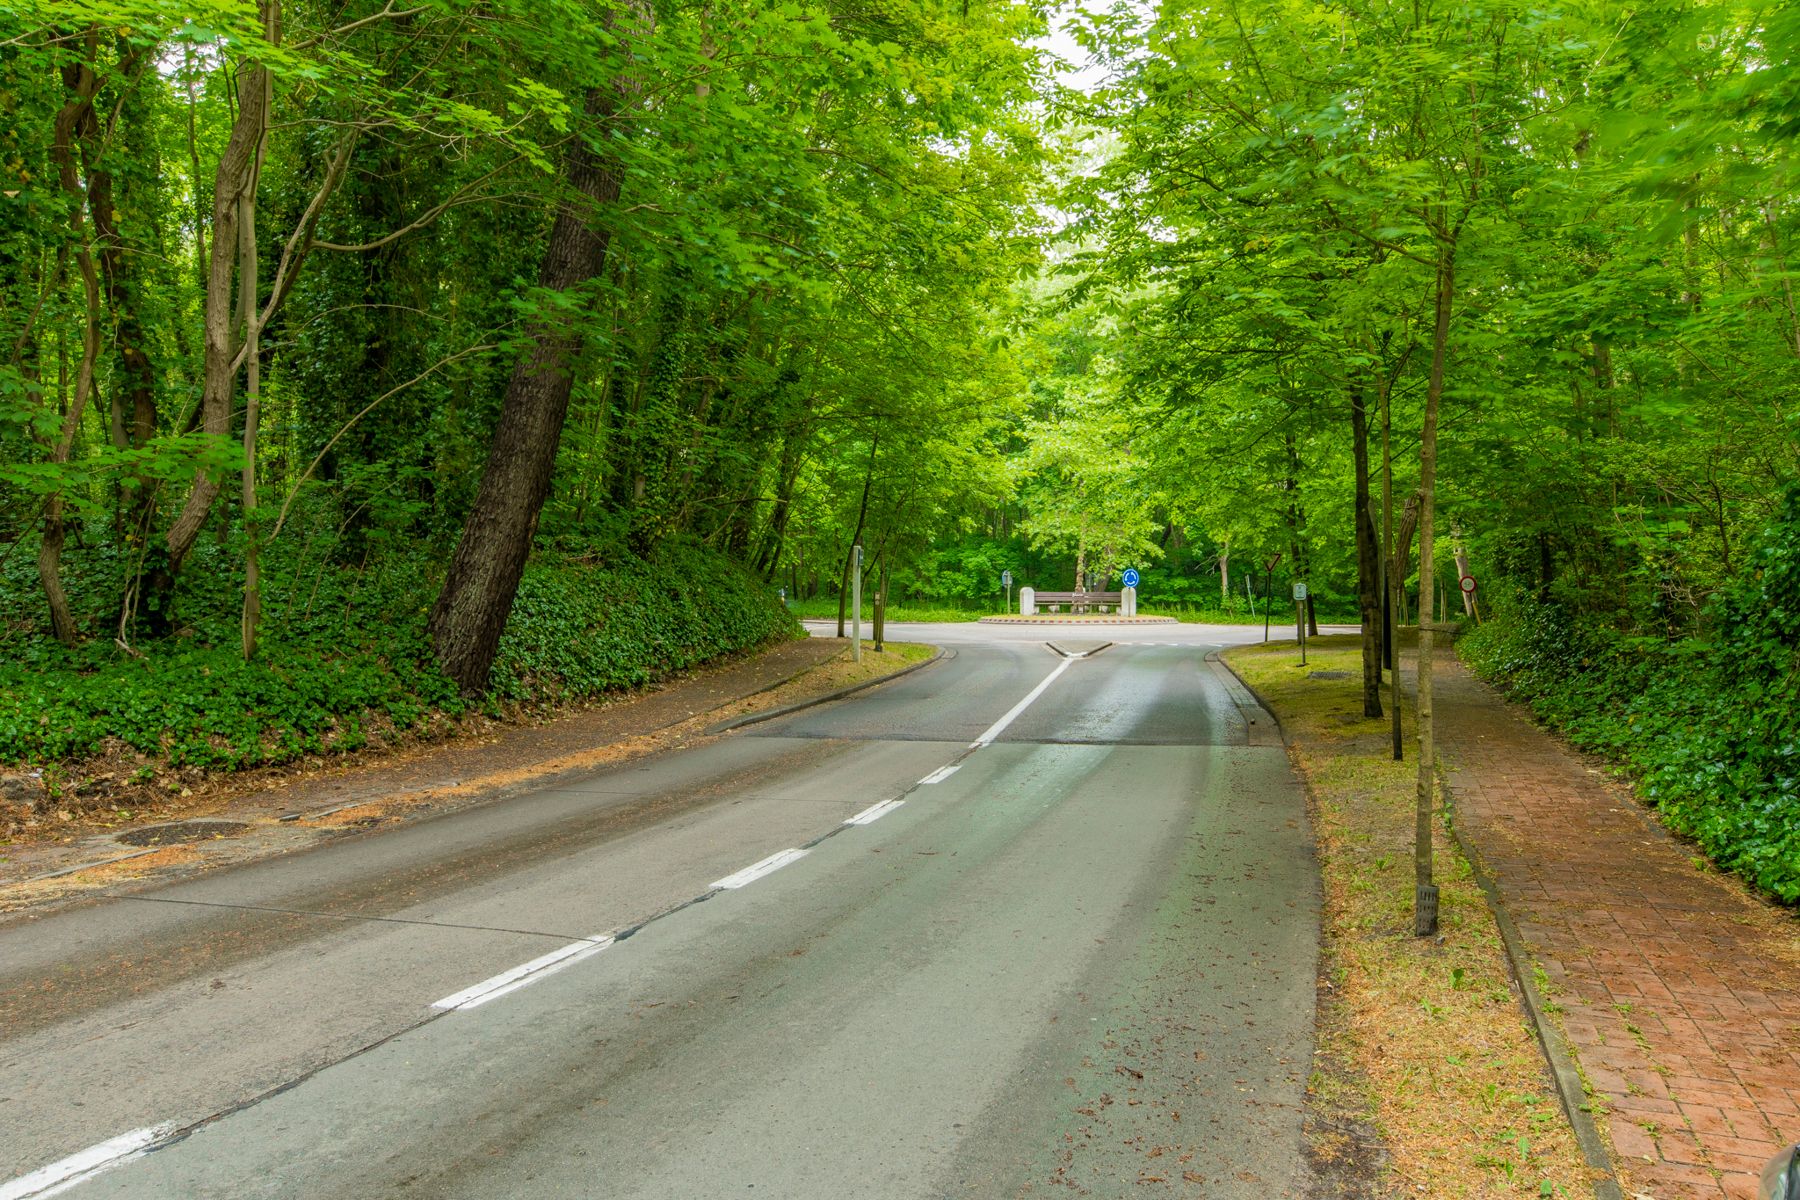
[0,540,799,772]
[1460,488,1800,903]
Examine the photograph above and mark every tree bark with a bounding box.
[239,18,273,660]
[1414,243,1456,939]
[1350,381,1383,717]
[431,45,643,693]
[1382,370,1402,760]
[79,42,159,541]
[142,9,275,631]
[39,46,105,645]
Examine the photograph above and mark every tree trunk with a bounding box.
[431,51,642,694]
[239,30,272,660]
[1382,369,1402,761]
[1414,243,1456,939]
[1350,382,1382,717]
[39,48,105,645]
[81,42,160,543]
[142,9,275,631]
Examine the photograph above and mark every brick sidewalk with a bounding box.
[1432,653,1800,1199]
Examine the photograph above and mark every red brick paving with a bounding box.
[1431,652,1800,1199]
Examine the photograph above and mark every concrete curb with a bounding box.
[13,847,163,887]
[1202,650,1284,748]
[976,616,1177,625]
[703,646,948,736]
[1442,789,1626,1200]
[1211,648,1624,1200]
[4,641,859,891]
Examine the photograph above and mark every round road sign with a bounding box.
[1122,568,1141,588]
[1459,575,1478,594]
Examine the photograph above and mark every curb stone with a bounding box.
[703,645,948,735]
[1441,781,1626,1200]
[5,641,917,896]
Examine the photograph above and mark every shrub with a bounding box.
[1461,487,1800,903]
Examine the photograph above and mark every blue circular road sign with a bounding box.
[1122,568,1141,588]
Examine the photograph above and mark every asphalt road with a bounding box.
[1,622,1323,1199]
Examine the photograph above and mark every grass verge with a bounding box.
[1224,635,1593,1198]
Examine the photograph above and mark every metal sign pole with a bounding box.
[851,544,863,664]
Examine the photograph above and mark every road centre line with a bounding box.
[0,1124,175,1200]
[970,657,1076,748]
[844,798,904,826]
[431,936,614,1012]
[711,847,811,890]
[918,763,961,785]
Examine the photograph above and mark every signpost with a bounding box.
[1459,573,1479,623]
[851,544,863,664]
[1002,569,1013,614]
[1293,581,1309,666]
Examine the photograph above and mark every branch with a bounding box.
[312,155,522,252]
[268,342,499,543]
[293,3,431,50]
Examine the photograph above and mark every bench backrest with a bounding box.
[1034,591,1122,603]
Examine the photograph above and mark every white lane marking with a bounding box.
[1,1124,175,1200]
[431,936,614,1012]
[844,798,904,826]
[918,763,962,785]
[711,847,810,890]
[970,657,1075,748]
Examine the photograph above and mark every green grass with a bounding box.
[785,598,1003,624]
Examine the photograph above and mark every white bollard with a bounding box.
[1020,586,1036,616]
[1122,585,1137,617]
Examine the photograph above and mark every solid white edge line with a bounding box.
[970,657,1075,748]
[430,936,614,1012]
[1,1124,175,1200]
[844,798,904,826]
[918,763,961,785]
[711,847,810,890]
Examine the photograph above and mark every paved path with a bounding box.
[1434,654,1800,1199]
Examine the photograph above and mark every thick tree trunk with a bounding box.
[431,69,638,693]
[1350,382,1382,718]
[1217,536,1229,607]
[1414,244,1456,939]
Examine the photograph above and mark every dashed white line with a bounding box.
[711,847,810,890]
[844,798,904,826]
[918,763,962,785]
[430,936,614,1012]
[970,657,1075,748]
[1,1124,175,1200]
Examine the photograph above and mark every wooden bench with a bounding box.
[1032,590,1122,614]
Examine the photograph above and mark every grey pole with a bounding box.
[851,544,863,664]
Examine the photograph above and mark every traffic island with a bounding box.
[977,614,1177,625]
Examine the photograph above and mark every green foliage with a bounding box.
[1462,490,1800,903]
[490,541,800,699]
[0,536,796,771]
